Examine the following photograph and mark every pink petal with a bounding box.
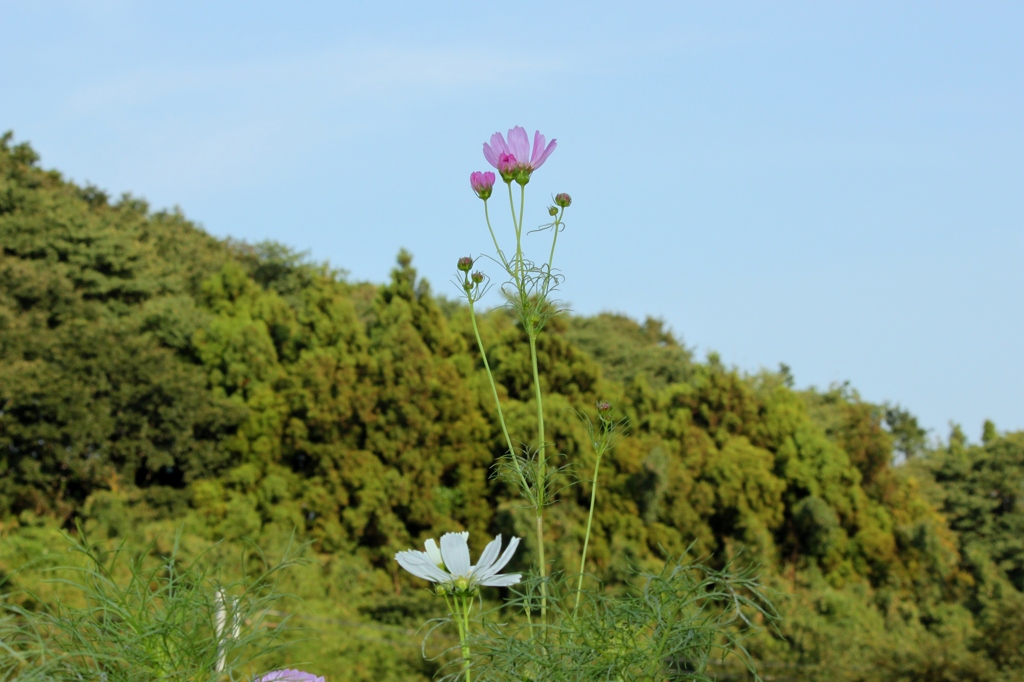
[490,132,509,154]
[531,137,557,170]
[482,132,509,169]
[499,152,517,174]
[530,131,547,165]
[470,171,495,193]
[482,144,499,169]
[507,126,531,164]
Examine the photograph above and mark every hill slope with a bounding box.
[1,133,1021,680]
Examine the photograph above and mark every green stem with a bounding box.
[528,335,547,500]
[483,200,510,271]
[507,181,518,233]
[507,184,522,286]
[517,185,527,288]
[573,448,603,619]
[517,184,526,234]
[468,298,529,500]
[460,595,473,682]
[445,592,472,682]
[545,207,564,295]
[528,333,548,621]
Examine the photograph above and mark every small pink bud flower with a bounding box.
[555,193,572,207]
[596,401,611,413]
[470,171,495,200]
[548,206,559,217]
[471,271,484,284]
[498,153,517,183]
[457,256,473,272]
[483,126,557,186]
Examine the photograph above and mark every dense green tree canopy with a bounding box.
[1,133,1021,680]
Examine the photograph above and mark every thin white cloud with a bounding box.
[66,45,570,116]
[56,43,575,197]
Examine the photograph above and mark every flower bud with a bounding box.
[514,166,532,186]
[548,206,558,217]
[498,153,517,183]
[457,256,473,272]
[554,193,572,207]
[471,271,484,284]
[434,584,449,596]
[596,401,611,413]
[470,171,496,200]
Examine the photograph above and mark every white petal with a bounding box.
[440,532,471,577]
[424,538,444,568]
[418,555,456,582]
[479,572,521,587]
[471,535,503,576]
[395,550,434,581]
[396,550,451,583]
[475,536,520,582]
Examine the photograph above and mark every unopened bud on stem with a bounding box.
[470,171,496,200]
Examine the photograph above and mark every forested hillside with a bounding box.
[1,133,1021,680]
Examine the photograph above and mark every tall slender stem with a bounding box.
[468,298,529,499]
[529,333,548,621]
[517,185,527,288]
[507,181,518,230]
[495,180,550,623]
[518,184,526,234]
[460,595,473,682]
[545,207,563,296]
[507,184,523,288]
[483,201,509,271]
[445,592,472,682]
[573,451,602,619]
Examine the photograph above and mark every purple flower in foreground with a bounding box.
[470,171,496,200]
[259,670,324,682]
[483,126,557,185]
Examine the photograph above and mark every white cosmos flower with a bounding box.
[395,531,521,591]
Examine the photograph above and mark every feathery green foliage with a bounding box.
[0,526,302,681]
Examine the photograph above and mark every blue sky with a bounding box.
[2,1,1021,439]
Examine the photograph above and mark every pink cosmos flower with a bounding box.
[470,171,495,200]
[259,671,324,682]
[482,126,557,184]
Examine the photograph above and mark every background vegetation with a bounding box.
[1,133,1021,680]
